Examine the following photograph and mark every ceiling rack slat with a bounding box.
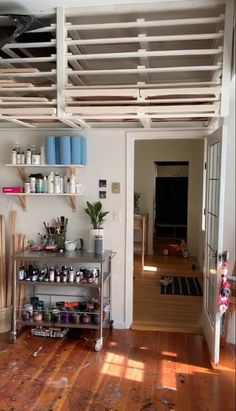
[66,103,220,115]
[3,40,57,49]
[65,15,225,31]
[72,113,220,119]
[67,65,222,76]
[66,32,224,46]
[0,56,56,64]
[67,48,223,61]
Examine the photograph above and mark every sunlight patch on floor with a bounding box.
[101,352,144,382]
[143,265,158,272]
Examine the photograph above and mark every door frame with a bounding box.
[125,129,209,328]
[202,126,228,364]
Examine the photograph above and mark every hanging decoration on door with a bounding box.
[218,251,231,315]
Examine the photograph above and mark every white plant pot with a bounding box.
[87,228,104,253]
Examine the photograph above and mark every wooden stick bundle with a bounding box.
[6,211,17,308]
[0,215,6,309]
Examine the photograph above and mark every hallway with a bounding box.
[132,247,203,333]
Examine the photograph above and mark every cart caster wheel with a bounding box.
[95,338,103,352]
[183,251,189,258]
[163,249,169,256]
[10,334,16,344]
[109,320,114,331]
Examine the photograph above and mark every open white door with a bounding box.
[203,127,226,365]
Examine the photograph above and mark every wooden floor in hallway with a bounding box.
[132,247,203,333]
[0,328,235,411]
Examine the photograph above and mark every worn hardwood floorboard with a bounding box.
[0,329,235,411]
[133,251,203,333]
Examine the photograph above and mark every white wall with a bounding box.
[134,139,204,258]
[223,74,235,344]
[0,128,126,328]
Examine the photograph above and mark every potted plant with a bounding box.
[85,201,109,252]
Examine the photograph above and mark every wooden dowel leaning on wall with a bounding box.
[6,211,17,308]
[0,216,7,309]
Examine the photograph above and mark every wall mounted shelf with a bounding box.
[3,192,83,212]
[6,164,85,181]
[4,164,85,211]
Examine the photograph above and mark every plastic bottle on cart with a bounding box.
[49,267,55,282]
[26,148,32,165]
[15,143,21,164]
[11,146,17,164]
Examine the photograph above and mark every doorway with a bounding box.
[154,161,189,255]
[131,137,204,332]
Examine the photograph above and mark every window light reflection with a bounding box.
[101,352,144,382]
[143,265,158,272]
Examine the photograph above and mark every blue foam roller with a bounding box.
[45,136,56,164]
[59,136,71,165]
[71,136,82,164]
[55,137,60,164]
[81,137,87,165]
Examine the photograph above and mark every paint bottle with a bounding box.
[18,266,25,281]
[49,267,55,282]
[16,144,21,165]
[11,147,17,164]
[69,174,76,194]
[30,177,36,193]
[20,151,25,165]
[54,173,60,194]
[26,148,32,165]
[42,176,48,193]
[48,172,54,194]
[68,267,75,283]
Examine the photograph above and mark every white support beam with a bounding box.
[0,108,56,115]
[56,7,67,118]
[72,117,91,129]
[138,113,152,128]
[0,71,56,78]
[67,65,222,76]
[66,103,220,115]
[0,86,56,92]
[0,116,35,128]
[65,32,224,46]
[59,118,81,129]
[220,0,234,116]
[65,81,221,89]
[65,16,225,31]
[70,113,220,120]
[0,56,56,64]
[67,48,223,61]
[3,40,56,49]
[67,97,220,105]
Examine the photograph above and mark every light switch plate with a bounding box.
[112,182,120,193]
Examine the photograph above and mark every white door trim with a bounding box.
[125,129,209,328]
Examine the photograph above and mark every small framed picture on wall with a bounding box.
[99,179,107,188]
[99,191,106,199]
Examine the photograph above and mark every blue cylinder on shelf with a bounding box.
[81,137,87,165]
[45,136,56,164]
[55,136,60,164]
[59,136,71,165]
[71,136,82,164]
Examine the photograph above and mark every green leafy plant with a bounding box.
[85,201,109,229]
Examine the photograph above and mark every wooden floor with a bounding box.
[0,329,235,411]
[133,244,203,333]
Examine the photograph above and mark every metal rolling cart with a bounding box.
[11,250,115,351]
